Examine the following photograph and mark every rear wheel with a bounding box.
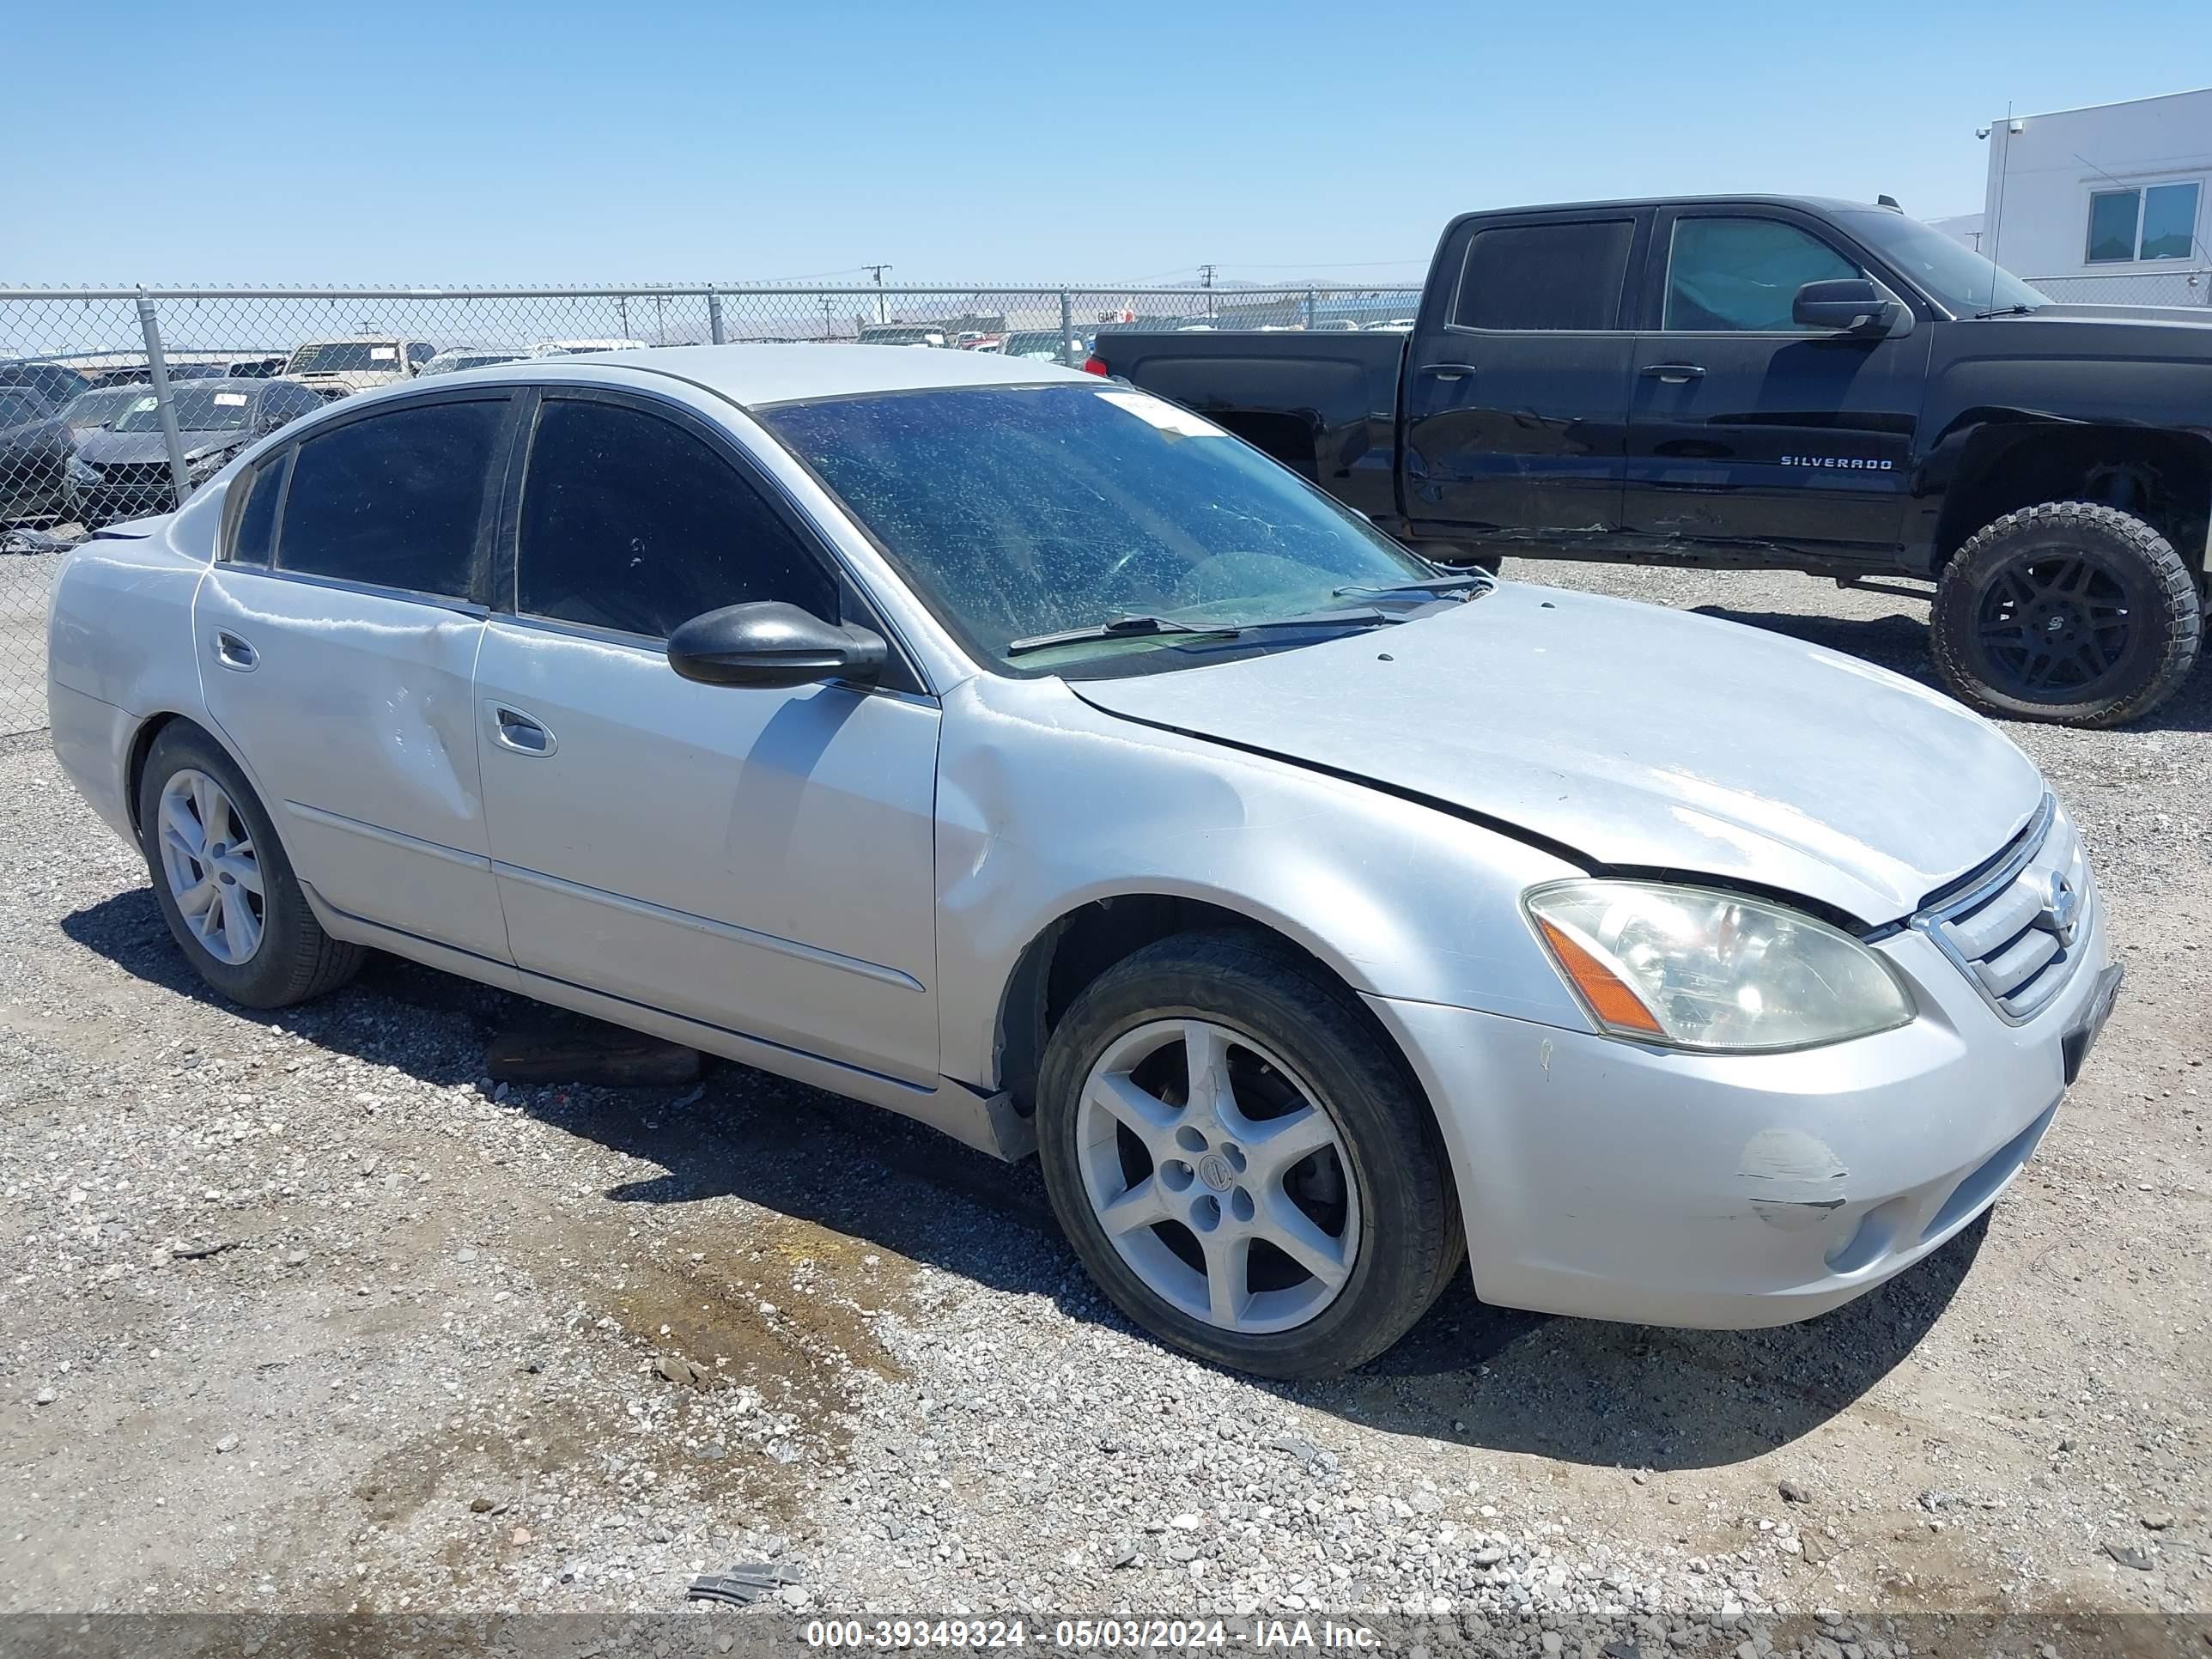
[1931,501,2200,727]
[1035,930,1460,1378]
[137,723,366,1007]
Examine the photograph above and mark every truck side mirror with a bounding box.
[1793,279,1911,338]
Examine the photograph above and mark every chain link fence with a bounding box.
[0,281,1418,734]
[2024,268,2211,306]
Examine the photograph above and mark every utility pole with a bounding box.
[865,263,892,325]
[1199,263,1217,322]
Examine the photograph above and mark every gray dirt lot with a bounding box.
[1,557,2206,1650]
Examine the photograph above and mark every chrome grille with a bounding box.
[1914,796,2093,1023]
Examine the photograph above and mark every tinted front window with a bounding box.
[761,383,1432,676]
[276,399,502,596]
[1663,217,1860,331]
[517,398,835,637]
[1452,220,1632,331]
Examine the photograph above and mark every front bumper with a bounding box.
[1366,884,2116,1329]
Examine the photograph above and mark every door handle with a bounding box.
[1642,363,1705,383]
[213,630,258,672]
[1421,363,1480,381]
[487,703,556,757]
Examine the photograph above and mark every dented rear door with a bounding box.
[192,391,514,963]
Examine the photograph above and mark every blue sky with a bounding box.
[7,1,2203,284]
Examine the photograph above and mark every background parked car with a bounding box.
[1000,329,1076,363]
[222,355,290,379]
[57,385,147,434]
[282,337,436,400]
[0,359,92,411]
[419,345,534,376]
[72,378,323,525]
[0,387,81,522]
[531,338,648,356]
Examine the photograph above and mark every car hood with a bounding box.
[1066,584,2045,925]
[76,428,240,465]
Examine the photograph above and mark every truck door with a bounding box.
[1400,211,1643,548]
[1622,207,1931,562]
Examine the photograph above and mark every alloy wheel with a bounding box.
[155,769,265,965]
[1074,1018,1361,1334]
[1974,553,2136,698]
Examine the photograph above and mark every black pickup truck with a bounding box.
[1085,196,2210,727]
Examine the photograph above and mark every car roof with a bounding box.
[1454,193,1888,219]
[457,343,1092,408]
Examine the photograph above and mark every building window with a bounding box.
[2087,181,2203,263]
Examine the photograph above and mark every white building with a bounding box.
[1980,86,2211,305]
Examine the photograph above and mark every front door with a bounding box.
[1400,211,1643,544]
[1622,209,1932,562]
[473,390,941,1084]
[194,391,514,960]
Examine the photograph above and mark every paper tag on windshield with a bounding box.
[369,346,398,362]
[214,392,248,407]
[1095,390,1226,438]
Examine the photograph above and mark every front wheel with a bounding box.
[1035,930,1461,1378]
[1931,501,2201,727]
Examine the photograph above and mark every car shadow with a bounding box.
[1690,603,2212,734]
[64,886,1979,1471]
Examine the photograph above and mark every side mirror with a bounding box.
[1793,278,1909,337]
[666,601,886,690]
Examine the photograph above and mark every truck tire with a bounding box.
[1035,929,1462,1379]
[1931,501,2201,727]
[137,722,368,1008]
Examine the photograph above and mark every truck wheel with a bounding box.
[137,723,368,1008]
[1035,930,1461,1379]
[1931,501,2201,727]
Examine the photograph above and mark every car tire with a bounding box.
[1035,929,1462,1379]
[1931,501,2201,727]
[137,722,367,1008]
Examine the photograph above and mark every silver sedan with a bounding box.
[46,346,2121,1377]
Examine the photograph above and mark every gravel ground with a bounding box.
[1,558,2206,1654]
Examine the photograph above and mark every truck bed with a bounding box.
[1089,330,1405,524]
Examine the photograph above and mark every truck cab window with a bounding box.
[1451,220,1632,331]
[1663,217,1860,332]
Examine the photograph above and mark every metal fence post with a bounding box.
[135,290,193,509]
[1304,289,1316,330]
[1059,290,1075,366]
[708,292,726,344]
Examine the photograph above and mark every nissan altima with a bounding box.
[46,346,2121,1376]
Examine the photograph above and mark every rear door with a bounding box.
[471,388,942,1084]
[194,390,516,960]
[1400,211,1644,544]
[1621,206,1932,561]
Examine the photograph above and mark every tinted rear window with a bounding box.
[1452,220,1634,331]
[276,399,503,597]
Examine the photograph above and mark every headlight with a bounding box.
[1525,880,1913,1052]
[186,448,234,483]
[65,455,100,486]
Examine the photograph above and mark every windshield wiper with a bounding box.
[1006,614,1243,655]
[1005,606,1391,658]
[1971,303,2039,319]
[1331,573,1496,602]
